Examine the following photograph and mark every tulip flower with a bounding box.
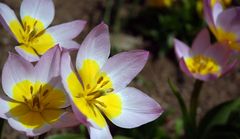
[203,0,240,51]
[0,0,86,62]
[61,23,163,139]
[0,46,79,136]
[174,29,237,81]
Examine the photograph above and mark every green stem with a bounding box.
[103,0,114,25]
[168,79,189,135]
[189,79,204,139]
[0,118,4,138]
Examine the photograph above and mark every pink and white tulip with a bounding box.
[61,23,163,139]
[0,46,79,136]
[174,29,237,81]
[0,0,86,62]
[203,0,240,51]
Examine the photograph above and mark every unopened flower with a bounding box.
[0,46,79,136]
[203,0,240,51]
[174,29,237,81]
[0,0,86,62]
[197,0,231,15]
[61,23,163,139]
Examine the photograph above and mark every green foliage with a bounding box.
[198,98,240,139]
[124,0,204,57]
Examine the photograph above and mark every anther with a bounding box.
[22,96,28,103]
[97,76,104,84]
[30,86,33,94]
[86,84,91,90]
[100,81,109,88]
[106,88,114,93]
[42,89,49,96]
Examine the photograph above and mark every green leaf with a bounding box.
[47,134,85,139]
[199,98,240,139]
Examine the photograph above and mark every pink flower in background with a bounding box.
[61,23,163,139]
[0,0,86,62]
[0,46,79,136]
[174,29,237,81]
[203,0,240,51]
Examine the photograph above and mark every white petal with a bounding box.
[47,20,86,41]
[34,46,61,83]
[8,114,51,136]
[20,0,54,28]
[101,50,148,92]
[109,87,163,128]
[59,40,81,50]
[0,3,20,40]
[88,125,112,139]
[2,53,34,100]
[76,23,110,70]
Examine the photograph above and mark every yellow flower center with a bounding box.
[67,59,122,128]
[22,85,50,112]
[77,76,114,110]
[9,16,54,55]
[185,55,221,75]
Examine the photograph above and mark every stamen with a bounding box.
[94,100,107,108]
[22,96,28,103]
[97,76,103,84]
[30,86,33,94]
[86,84,91,90]
[100,81,109,88]
[42,89,49,96]
[33,96,40,109]
[106,88,114,93]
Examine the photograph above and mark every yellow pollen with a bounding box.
[185,55,221,75]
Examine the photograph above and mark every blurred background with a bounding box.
[1,0,240,138]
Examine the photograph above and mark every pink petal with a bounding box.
[179,58,193,77]
[15,46,40,62]
[87,125,112,139]
[108,87,163,128]
[193,74,219,81]
[58,40,81,50]
[192,29,211,54]
[34,45,61,83]
[52,112,80,128]
[20,0,54,28]
[212,1,223,25]
[2,52,34,100]
[221,59,238,77]
[0,3,20,40]
[216,7,240,38]
[47,20,86,42]
[101,50,148,92]
[173,39,190,60]
[203,0,215,27]
[76,23,110,70]
[204,43,232,66]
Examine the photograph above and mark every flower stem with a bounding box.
[189,79,204,139]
